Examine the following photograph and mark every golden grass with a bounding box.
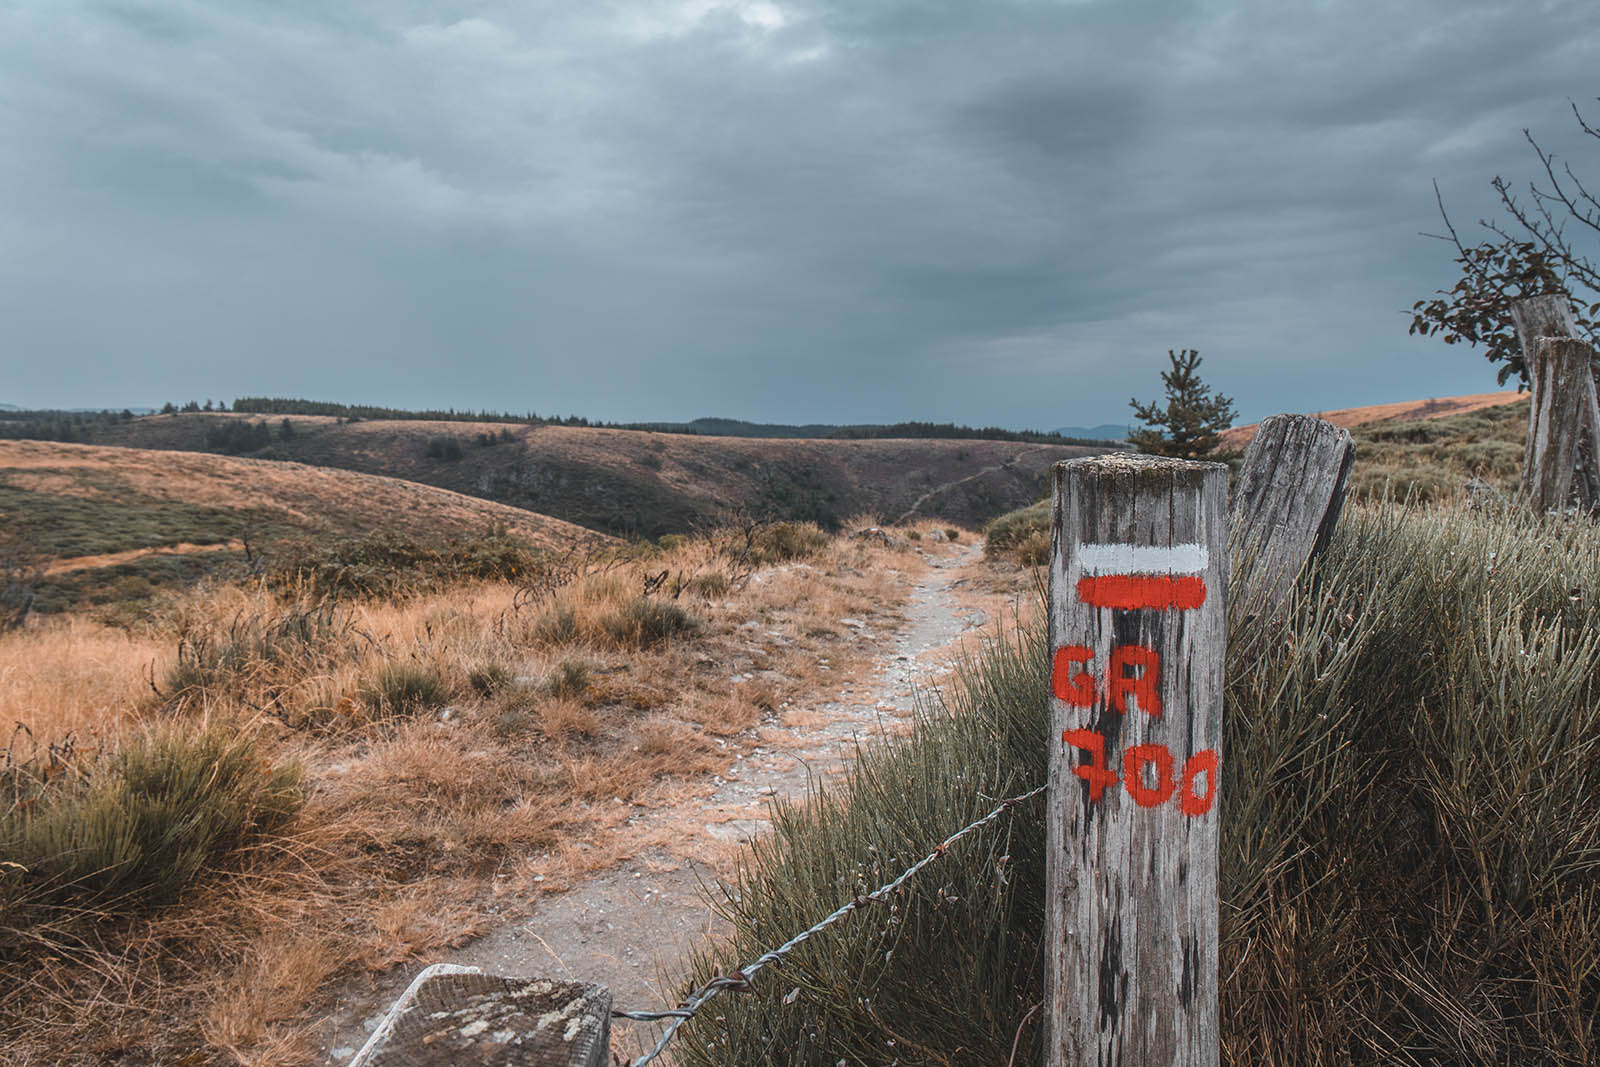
[0,617,171,747]
[1,519,952,1064]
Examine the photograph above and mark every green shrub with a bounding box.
[204,419,272,454]
[530,604,579,647]
[983,500,1050,558]
[748,522,830,566]
[467,663,512,697]
[360,662,450,717]
[541,658,591,699]
[943,528,961,542]
[657,534,689,552]
[2,723,302,951]
[267,532,544,599]
[425,435,464,461]
[676,500,1600,1065]
[597,598,699,649]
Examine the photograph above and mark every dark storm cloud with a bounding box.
[2,0,1597,426]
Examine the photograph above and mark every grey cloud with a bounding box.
[1,0,1596,427]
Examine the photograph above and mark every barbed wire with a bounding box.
[612,782,1048,1066]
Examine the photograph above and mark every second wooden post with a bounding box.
[1045,453,1228,1067]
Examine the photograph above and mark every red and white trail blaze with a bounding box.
[1073,542,1209,611]
[1054,539,1218,818]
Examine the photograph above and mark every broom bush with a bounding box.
[2,722,302,958]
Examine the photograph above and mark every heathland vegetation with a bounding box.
[1,510,955,1064]
[6,387,1596,1065]
[682,498,1600,1065]
[63,411,1105,538]
[0,439,603,619]
[981,396,1534,568]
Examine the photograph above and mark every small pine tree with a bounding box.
[1128,349,1237,458]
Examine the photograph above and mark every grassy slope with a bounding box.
[1345,394,1528,502]
[679,500,1600,1066]
[982,398,1534,566]
[1218,391,1526,450]
[0,439,608,612]
[0,521,952,1065]
[83,413,1112,538]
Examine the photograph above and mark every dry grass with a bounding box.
[0,519,936,1065]
[0,617,171,746]
[1218,390,1525,450]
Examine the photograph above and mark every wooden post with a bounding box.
[1522,336,1600,513]
[350,965,612,1067]
[1045,454,1227,1067]
[1230,414,1355,614]
[1512,294,1600,510]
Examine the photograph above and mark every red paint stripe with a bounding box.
[1076,574,1207,610]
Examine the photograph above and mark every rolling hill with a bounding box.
[1220,391,1525,450]
[80,413,1115,538]
[0,438,609,613]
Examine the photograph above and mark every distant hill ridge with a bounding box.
[225,398,1119,445]
[75,413,1114,539]
[1053,423,1129,441]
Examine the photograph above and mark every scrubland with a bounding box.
[0,519,950,1065]
[683,498,1600,1065]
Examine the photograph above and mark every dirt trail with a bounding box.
[44,540,241,575]
[892,445,1055,525]
[318,539,994,1063]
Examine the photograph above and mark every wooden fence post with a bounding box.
[1045,453,1227,1067]
[349,965,612,1067]
[1512,294,1600,510]
[1521,336,1600,513]
[1230,414,1355,614]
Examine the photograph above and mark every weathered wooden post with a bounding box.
[1046,454,1227,1067]
[1512,294,1600,511]
[1521,336,1600,512]
[1230,414,1354,614]
[349,964,612,1067]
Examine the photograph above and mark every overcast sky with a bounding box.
[3,1,1597,428]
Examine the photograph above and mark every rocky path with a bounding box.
[319,540,991,1064]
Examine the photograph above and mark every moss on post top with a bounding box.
[1053,452,1229,491]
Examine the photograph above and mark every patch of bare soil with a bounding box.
[314,537,1030,1064]
[45,541,242,576]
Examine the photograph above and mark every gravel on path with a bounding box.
[318,540,990,1064]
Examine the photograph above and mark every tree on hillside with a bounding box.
[1411,99,1600,387]
[1128,349,1237,458]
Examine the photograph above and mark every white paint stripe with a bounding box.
[1076,542,1208,575]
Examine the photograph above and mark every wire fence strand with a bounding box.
[612,782,1048,1066]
